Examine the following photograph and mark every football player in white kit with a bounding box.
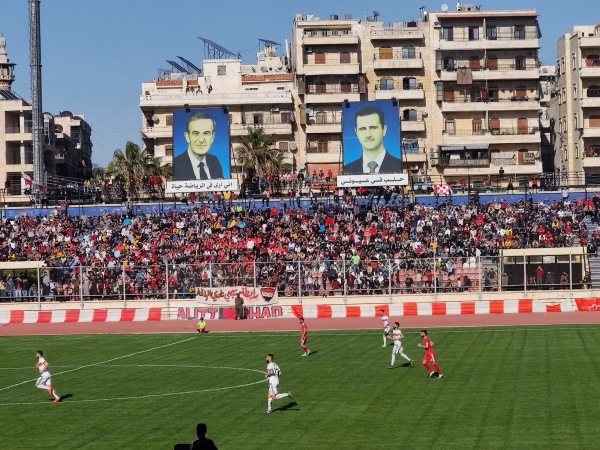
[35,350,61,402]
[265,354,292,413]
[380,310,391,347]
[389,323,413,368]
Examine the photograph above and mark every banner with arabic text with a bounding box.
[195,286,278,306]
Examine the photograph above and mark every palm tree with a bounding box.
[235,127,291,179]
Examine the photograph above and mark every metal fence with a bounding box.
[0,254,587,306]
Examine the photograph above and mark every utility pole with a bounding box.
[29,0,44,206]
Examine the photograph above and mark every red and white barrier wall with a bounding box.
[1,299,599,325]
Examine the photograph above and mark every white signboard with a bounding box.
[337,173,408,188]
[166,178,239,193]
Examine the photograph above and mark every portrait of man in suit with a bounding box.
[173,111,225,180]
[343,106,402,175]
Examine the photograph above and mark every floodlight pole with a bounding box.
[29,0,45,206]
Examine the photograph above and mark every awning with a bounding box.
[440,145,489,152]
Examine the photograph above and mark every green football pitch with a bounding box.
[1,325,599,449]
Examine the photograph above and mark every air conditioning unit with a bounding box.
[430,158,439,166]
[409,164,420,171]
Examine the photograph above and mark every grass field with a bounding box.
[1,325,600,449]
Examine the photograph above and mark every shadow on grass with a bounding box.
[274,401,299,412]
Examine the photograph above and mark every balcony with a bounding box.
[141,126,172,139]
[403,145,427,162]
[373,51,423,70]
[401,120,426,132]
[583,157,600,168]
[374,87,425,100]
[303,32,359,46]
[583,127,600,138]
[305,121,342,134]
[305,85,361,104]
[580,61,600,77]
[305,145,341,163]
[303,62,360,75]
[140,90,293,107]
[441,97,540,113]
[230,122,293,137]
[580,37,600,48]
[438,32,538,51]
[440,65,539,81]
[581,96,600,108]
[441,157,491,167]
[371,27,424,40]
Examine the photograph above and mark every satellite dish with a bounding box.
[441,3,449,12]
[421,109,428,117]
[151,115,159,123]
[289,143,298,153]
[260,66,269,72]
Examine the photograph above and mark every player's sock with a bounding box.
[267,398,273,410]
[391,354,396,366]
[302,345,308,353]
[401,353,411,362]
[423,362,432,372]
[52,390,59,399]
[275,393,289,399]
[432,363,442,374]
[383,335,387,346]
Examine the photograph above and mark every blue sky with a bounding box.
[0,0,598,167]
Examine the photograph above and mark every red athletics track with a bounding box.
[2,312,600,336]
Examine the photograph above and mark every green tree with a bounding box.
[235,127,291,179]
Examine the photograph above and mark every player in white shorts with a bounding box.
[380,310,391,347]
[35,350,61,403]
[265,354,292,413]
[389,323,413,368]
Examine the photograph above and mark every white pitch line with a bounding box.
[0,336,197,393]
[0,378,265,407]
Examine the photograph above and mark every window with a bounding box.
[165,144,173,157]
[379,78,394,90]
[445,119,456,135]
[402,47,416,59]
[444,57,455,71]
[340,52,351,64]
[279,141,289,152]
[253,114,263,125]
[340,81,352,93]
[166,115,173,126]
[444,86,455,102]
[315,52,326,64]
[516,85,527,97]
[489,118,500,133]
[217,65,226,75]
[402,140,420,154]
[317,141,328,153]
[315,112,328,124]
[472,118,483,135]
[442,27,453,41]
[515,56,526,70]
[403,109,417,121]
[315,82,326,93]
[487,56,498,70]
[573,84,577,98]
[6,146,20,165]
[469,27,479,41]
[517,118,528,134]
[469,55,481,70]
[590,116,600,127]
[486,26,497,40]
[379,47,393,60]
[25,146,33,164]
[281,112,291,123]
[588,85,600,97]
[403,77,417,90]
[514,25,525,40]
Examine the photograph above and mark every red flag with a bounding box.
[22,173,33,185]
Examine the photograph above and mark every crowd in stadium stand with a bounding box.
[0,189,599,302]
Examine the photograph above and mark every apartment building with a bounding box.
[140,43,295,182]
[0,37,92,202]
[427,5,543,184]
[552,22,600,183]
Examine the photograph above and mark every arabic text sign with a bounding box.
[337,173,408,188]
[166,178,239,193]
[195,286,278,306]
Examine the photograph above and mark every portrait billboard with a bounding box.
[338,100,407,188]
[167,107,238,193]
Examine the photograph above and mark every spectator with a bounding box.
[191,423,217,450]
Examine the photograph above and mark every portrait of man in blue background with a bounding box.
[172,107,231,181]
[342,100,402,175]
